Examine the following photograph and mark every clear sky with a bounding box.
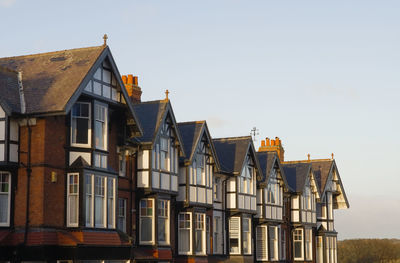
[1,0,399,239]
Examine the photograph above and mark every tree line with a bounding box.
[338,239,400,263]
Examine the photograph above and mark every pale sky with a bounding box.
[1,0,399,239]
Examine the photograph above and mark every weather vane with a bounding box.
[250,127,259,142]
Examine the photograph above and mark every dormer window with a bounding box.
[71,102,91,147]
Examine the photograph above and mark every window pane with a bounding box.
[141,217,152,241]
[0,172,9,223]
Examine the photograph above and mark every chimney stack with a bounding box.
[122,74,142,103]
[258,136,285,162]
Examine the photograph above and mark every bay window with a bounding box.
[67,173,79,227]
[305,228,313,260]
[316,236,323,263]
[178,212,192,254]
[158,199,169,245]
[0,172,11,226]
[71,102,90,147]
[83,174,115,229]
[229,217,240,254]
[242,216,252,254]
[293,229,304,260]
[140,199,154,244]
[195,213,206,254]
[269,226,279,260]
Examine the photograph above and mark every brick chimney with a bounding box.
[258,136,285,162]
[121,74,142,103]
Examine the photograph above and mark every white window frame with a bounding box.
[107,178,116,228]
[178,212,192,255]
[194,213,206,255]
[67,173,79,227]
[269,226,279,261]
[70,102,91,148]
[139,198,155,245]
[94,102,108,151]
[213,215,223,254]
[157,199,170,245]
[256,225,268,260]
[280,228,286,260]
[293,228,304,261]
[229,216,241,255]
[0,171,11,226]
[119,151,126,177]
[305,228,313,260]
[242,216,252,255]
[85,174,94,227]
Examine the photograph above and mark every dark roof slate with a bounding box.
[0,46,105,114]
[132,100,167,143]
[310,160,333,194]
[213,136,252,174]
[256,151,277,183]
[282,162,311,192]
[0,66,20,114]
[177,121,204,162]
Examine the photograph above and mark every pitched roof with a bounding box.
[310,160,334,194]
[282,162,312,192]
[256,151,277,183]
[0,66,20,114]
[177,121,205,162]
[0,46,105,115]
[132,100,185,156]
[213,136,253,174]
[177,121,220,169]
[132,100,168,143]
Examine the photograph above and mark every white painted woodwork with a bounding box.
[138,150,149,169]
[190,186,196,202]
[238,195,244,209]
[137,171,149,187]
[256,205,262,218]
[292,210,300,222]
[214,202,222,210]
[161,172,170,190]
[177,186,185,201]
[227,178,236,192]
[197,187,206,203]
[152,171,160,188]
[10,120,18,141]
[0,106,4,118]
[0,120,4,140]
[9,143,18,162]
[292,195,299,209]
[322,221,327,230]
[171,174,178,191]
[245,195,250,209]
[227,193,236,209]
[69,151,91,165]
[251,196,256,210]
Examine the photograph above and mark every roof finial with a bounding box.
[165,89,170,101]
[103,34,108,46]
[331,153,334,160]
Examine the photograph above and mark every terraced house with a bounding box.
[0,41,349,263]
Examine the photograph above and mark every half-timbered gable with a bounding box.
[213,136,260,261]
[311,159,349,263]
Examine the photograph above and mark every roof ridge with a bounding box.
[0,45,105,61]
[178,120,206,125]
[213,135,252,141]
[137,99,165,105]
[282,158,332,164]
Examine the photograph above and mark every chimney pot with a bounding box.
[127,74,134,85]
[271,140,275,146]
[122,75,127,84]
[133,76,138,86]
[266,138,270,146]
[261,140,265,147]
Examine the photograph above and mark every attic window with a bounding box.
[71,102,91,147]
